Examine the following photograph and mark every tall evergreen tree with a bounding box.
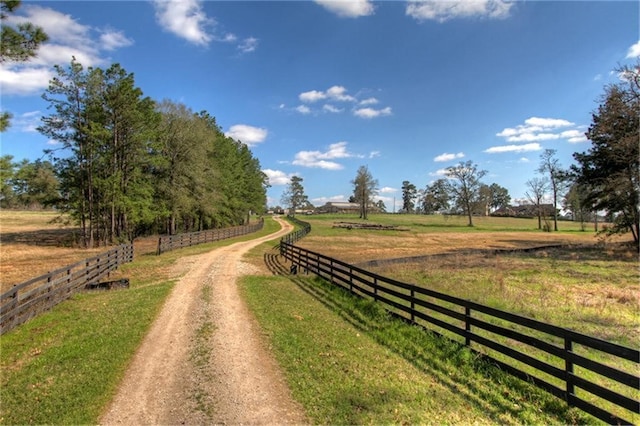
[573,62,640,247]
[351,165,378,220]
[400,180,417,214]
[281,175,308,216]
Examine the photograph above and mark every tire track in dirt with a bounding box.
[100,217,306,425]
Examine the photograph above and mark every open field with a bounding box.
[295,213,622,263]
[2,210,191,292]
[291,214,638,346]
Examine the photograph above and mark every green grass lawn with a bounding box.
[240,271,592,425]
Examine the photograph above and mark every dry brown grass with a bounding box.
[297,230,603,264]
[0,210,158,292]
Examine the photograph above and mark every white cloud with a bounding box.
[379,186,397,193]
[626,40,640,58]
[434,152,464,162]
[292,141,356,170]
[296,105,311,115]
[327,85,356,102]
[314,0,375,18]
[300,90,327,103]
[359,97,379,106]
[312,195,348,204]
[484,143,542,154]
[293,85,391,117]
[13,110,42,132]
[353,106,392,119]
[429,168,448,177]
[369,150,381,158]
[0,67,55,96]
[153,0,212,46]
[560,129,587,143]
[225,124,268,146]
[323,104,343,113]
[100,29,133,51]
[0,5,133,96]
[263,169,295,186]
[238,37,258,53]
[518,157,530,163]
[406,0,513,22]
[299,85,355,103]
[496,116,583,144]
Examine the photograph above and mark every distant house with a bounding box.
[316,202,361,214]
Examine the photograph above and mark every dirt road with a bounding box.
[100,217,307,425]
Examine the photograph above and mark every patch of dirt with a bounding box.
[100,217,307,425]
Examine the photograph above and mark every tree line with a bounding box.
[281,62,639,247]
[2,59,268,247]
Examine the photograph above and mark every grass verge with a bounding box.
[240,271,593,425]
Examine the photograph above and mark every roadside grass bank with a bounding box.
[240,272,591,424]
[0,217,279,425]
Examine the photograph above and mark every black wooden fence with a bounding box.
[279,220,639,425]
[0,244,134,335]
[157,218,264,255]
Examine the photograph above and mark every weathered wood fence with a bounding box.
[280,219,639,425]
[157,219,264,255]
[0,244,134,335]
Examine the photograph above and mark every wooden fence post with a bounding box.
[565,336,575,406]
[411,288,415,323]
[465,305,471,347]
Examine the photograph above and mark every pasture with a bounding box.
[293,213,638,347]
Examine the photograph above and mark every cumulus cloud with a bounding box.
[153,0,212,46]
[353,106,392,119]
[225,124,268,146]
[434,152,464,162]
[406,0,513,22]
[627,40,640,58]
[292,141,356,170]
[300,90,327,103]
[263,169,295,186]
[294,85,391,118]
[299,86,355,103]
[0,5,133,96]
[484,143,542,154]
[495,116,583,144]
[379,186,397,193]
[314,0,375,18]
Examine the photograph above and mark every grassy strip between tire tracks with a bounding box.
[0,217,281,425]
[240,271,592,425]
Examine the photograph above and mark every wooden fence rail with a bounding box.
[0,244,134,335]
[279,219,639,425]
[157,218,264,255]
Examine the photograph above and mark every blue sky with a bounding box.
[1,0,638,211]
